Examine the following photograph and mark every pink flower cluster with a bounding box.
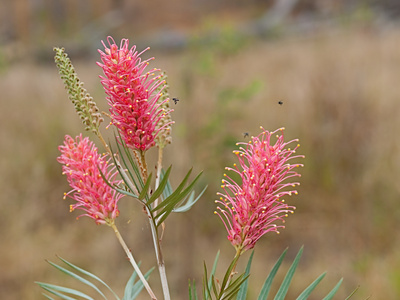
[98,36,169,152]
[215,128,304,252]
[57,134,123,225]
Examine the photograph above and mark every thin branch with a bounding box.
[110,222,157,300]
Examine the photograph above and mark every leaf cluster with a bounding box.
[36,257,153,300]
[106,134,206,231]
[190,247,350,300]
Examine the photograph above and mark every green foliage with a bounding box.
[151,168,203,227]
[191,251,248,300]
[36,257,153,300]
[109,133,205,229]
[256,247,343,300]
[236,251,254,300]
[122,267,155,300]
[192,247,345,300]
[160,168,208,213]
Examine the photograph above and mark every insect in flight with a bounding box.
[243,132,249,138]
[278,100,283,105]
[172,97,180,104]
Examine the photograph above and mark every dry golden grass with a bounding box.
[1,26,400,299]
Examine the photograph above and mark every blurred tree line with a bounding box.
[1,0,400,62]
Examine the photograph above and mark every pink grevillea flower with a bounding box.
[97,36,170,152]
[215,127,304,252]
[57,134,123,225]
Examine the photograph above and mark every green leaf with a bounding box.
[203,262,213,299]
[138,173,152,201]
[161,170,173,199]
[109,142,141,197]
[114,133,144,192]
[222,274,248,300]
[114,187,139,198]
[236,251,255,300]
[97,163,138,200]
[123,267,154,300]
[211,275,219,298]
[36,282,93,299]
[207,251,220,300]
[220,255,241,294]
[173,185,208,213]
[257,248,288,300]
[189,279,199,300]
[322,278,343,300]
[296,272,326,300]
[345,286,360,300]
[147,166,172,206]
[274,246,304,300]
[45,260,107,300]
[154,168,194,211]
[57,256,120,300]
[123,271,138,300]
[154,171,203,227]
[42,293,56,300]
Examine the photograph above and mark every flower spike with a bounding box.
[57,134,124,225]
[154,71,173,149]
[53,47,104,134]
[215,128,304,253]
[97,37,172,153]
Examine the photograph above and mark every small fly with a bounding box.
[243,132,249,138]
[278,100,283,105]
[172,97,180,105]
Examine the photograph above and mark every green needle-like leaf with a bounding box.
[114,132,145,191]
[274,246,304,300]
[114,187,139,198]
[322,278,343,300]
[154,171,203,226]
[203,262,213,299]
[345,286,360,300]
[42,293,56,300]
[296,272,326,300]
[123,270,138,300]
[220,255,241,295]
[57,256,120,300]
[147,166,172,206]
[139,173,152,201]
[211,275,219,298]
[45,260,107,300]
[257,248,287,300]
[189,280,199,300]
[161,170,173,199]
[153,168,193,211]
[36,282,93,300]
[123,267,154,300]
[97,163,138,201]
[236,251,254,300]
[173,185,208,213]
[109,141,141,197]
[205,250,220,300]
[222,274,248,300]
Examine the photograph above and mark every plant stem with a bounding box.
[149,146,171,300]
[96,131,113,156]
[110,222,157,300]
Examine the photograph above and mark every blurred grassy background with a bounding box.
[1,0,400,299]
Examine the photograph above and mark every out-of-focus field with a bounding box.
[1,24,400,299]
